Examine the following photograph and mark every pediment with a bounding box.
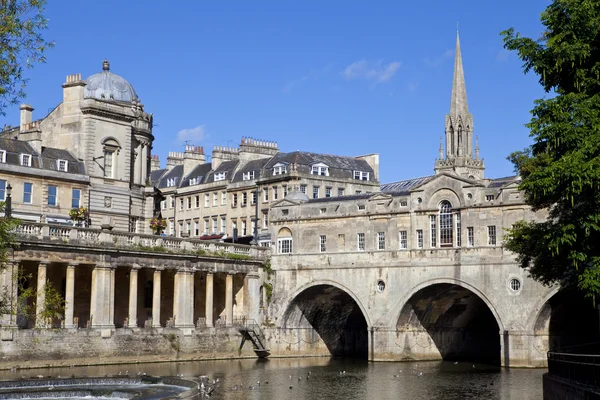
[271,198,303,208]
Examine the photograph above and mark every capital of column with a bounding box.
[153,266,165,272]
[246,272,260,279]
[38,260,51,266]
[67,262,79,268]
[131,263,142,270]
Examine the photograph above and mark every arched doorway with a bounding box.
[283,284,368,359]
[396,283,501,365]
[534,288,600,352]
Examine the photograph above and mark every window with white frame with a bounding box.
[319,235,327,252]
[169,219,174,236]
[273,163,287,175]
[130,217,138,233]
[251,191,257,205]
[353,170,369,181]
[242,220,247,236]
[313,186,320,199]
[189,176,199,185]
[399,231,407,249]
[377,232,386,250]
[325,187,331,198]
[194,220,199,236]
[456,213,462,247]
[23,182,33,203]
[0,180,5,201]
[203,218,209,234]
[170,196,175,208]
[214,172,226,181]
[488,226,497,246]
[485,194,495,202]
[21,154,32,167]
[283,185,288,197]
[186,220,191,235]
[439,201,453,247]
[47,185,57,206]
[417,229,423,248]
[338,188,345,196]
[243,171,255,180]
[400,200,408,207]
[178,221,183,237]
[0,150,5,163]
[264,188,269,202]
[430,215,437,247]
[232,193,238,207]
[72,189,81,208]
[467,226,474,247]
[300,185,307,194]
[166,178,177,187]
[103,150,114,178]
[242,192,248,206]
[278,238,292,254]
[311,163,329,176]
[212,218,218,233]
[186,197,191,209]
[273,186,279,200]
[213,193,218,206]
[221,192,227,205]
[221,217,226,233]
[179,198,184,211]
[204,194,210,207]
[357,232,365,251]
[195,195,200,208]
[263,212,268,228]
[57,159,68,172]
[251,219,256,235]
[161,200,166,210]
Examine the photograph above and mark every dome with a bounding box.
[84,60,138,103]
[285,191,310,202]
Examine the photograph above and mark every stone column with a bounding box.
[89,265,115,331]
[152,269,162,327]
[133,147,140,185]
[141,143,148,184]
[35,262,49,328]
[109,267,115,325]
[173,269,194,329]
[205,272,214,327]
[244,273,261,322]
[128,266,139,328]
[0,261,18,328]
[64,264,77,329]
[225,273,233,326]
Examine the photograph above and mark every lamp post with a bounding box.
[250,186,262,246]
[5,183,12,218]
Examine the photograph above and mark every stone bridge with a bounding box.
[266,247,597,368]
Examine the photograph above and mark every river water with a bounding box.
[0,358,545,399]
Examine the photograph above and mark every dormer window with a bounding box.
[0,150,5,163]
[353,171,369,181]
[273,163,287,176]
[20,154,32,167]
[189,176,201,185]
[57,159,68,172]
[214,172,227,181]
[166,178,178,187]
[311,163,329,176]
[243,171,255,181]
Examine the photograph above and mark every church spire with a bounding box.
[450,31,469,118]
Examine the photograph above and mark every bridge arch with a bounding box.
[279,280,371,359]
[393,278,504,365]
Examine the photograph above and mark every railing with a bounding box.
[14,222,270,261]
[548,344,600,388]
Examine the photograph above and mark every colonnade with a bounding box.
[1,260,261,331]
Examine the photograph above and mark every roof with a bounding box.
[180,163,212,188]
[206,160,238,183]
[156,165,183,189]
[381,176,434,194]
[487,175,519,189]
[0,138,85,174]
[231,158,272,183]
[84,60,138,103]
[264,151,375,181]
[40,147,85,174]
[150,168,167,185]
[307,193,375,204]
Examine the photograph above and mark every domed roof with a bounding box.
[84,60,138,103]
[285,191,310,202]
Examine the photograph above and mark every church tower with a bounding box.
[434,32,485,179]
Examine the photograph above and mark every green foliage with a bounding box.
[501,0,600,300]
[264,282,273,303]
[0,0,53,115]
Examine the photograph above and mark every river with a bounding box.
[0,358,545,399]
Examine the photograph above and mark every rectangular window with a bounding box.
[242,220,247,236]
[57,159,68,172]
[221,217,226,233]
[0,150,5,163]
[273,186,279,200]
[194,220,199,236]
[251,219,256,235]
[377,232,386,250]
[320,235,327,252]
[400,200,408,207]
[214,172,226,181]
[338,188,345,197]
[47,185,57,206]
[0,180,6,201]
[251,191,257,205]
[242,192,248,206]
[353,171,369,181]
[300,185,307,194]
[72,189,81,208]
[161,200,166,210]
[221,192,227,205]
[186,220,191,234]
[273,165,287,175]
[21,154,32,167]
[430,215,437,248]
[313,186,320,199]
[178,221,183,237]
[179,198,184,211]
[263,212,268,228]
[456,214,462,247]
[417,229,423,248]
[399,230,407,250]
[263,188,269,202]
[468,227,474,247]
[355,190,362,194]
[212,218,218,233]
[488,226,497,246]
[195,195,200,208]
[242,171,255,180]
[278,238,292,254]
[203,219,209,234]
[130,217,138,233]
[204,194,210,207]
[103,151,113,177]
[169,219,174,236]
[440,212,453,247]
[23,182,33,204]
[170,196,175,209]
[213,193,218,206]
[486,194,495,202]
[232,193,238,207]
[283,185,288,197]
[187,197,192,209]
[325,187,331,198]
[357,232,365,251]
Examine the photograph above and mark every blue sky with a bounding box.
[2,0,550,183]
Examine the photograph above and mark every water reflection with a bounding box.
[0,358,544,400]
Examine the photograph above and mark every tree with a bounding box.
[0,0,53,115]
[501,0,600,300]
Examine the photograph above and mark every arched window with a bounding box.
[439,201,453,247]
[101,137,120,179]
[277,227,293,254]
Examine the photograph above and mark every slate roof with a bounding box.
[150,168,167,185]
[487,176,519,189]
[307,193,374,204]
[180,163,212,188]
[231,158,272,183]
[0,138,85,174]
[264,151,376,181]
[381,176,434,194]
[205,160,238,183]
[156,165,183,189]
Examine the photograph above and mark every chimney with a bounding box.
[19,104,34,130]
[183,145,205,177]
[355,154,380,182]
[166,151,184,171]
[62,73,85,103]
[150,154,161,172]
[238,136,279,157]
[211,145,239,170]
